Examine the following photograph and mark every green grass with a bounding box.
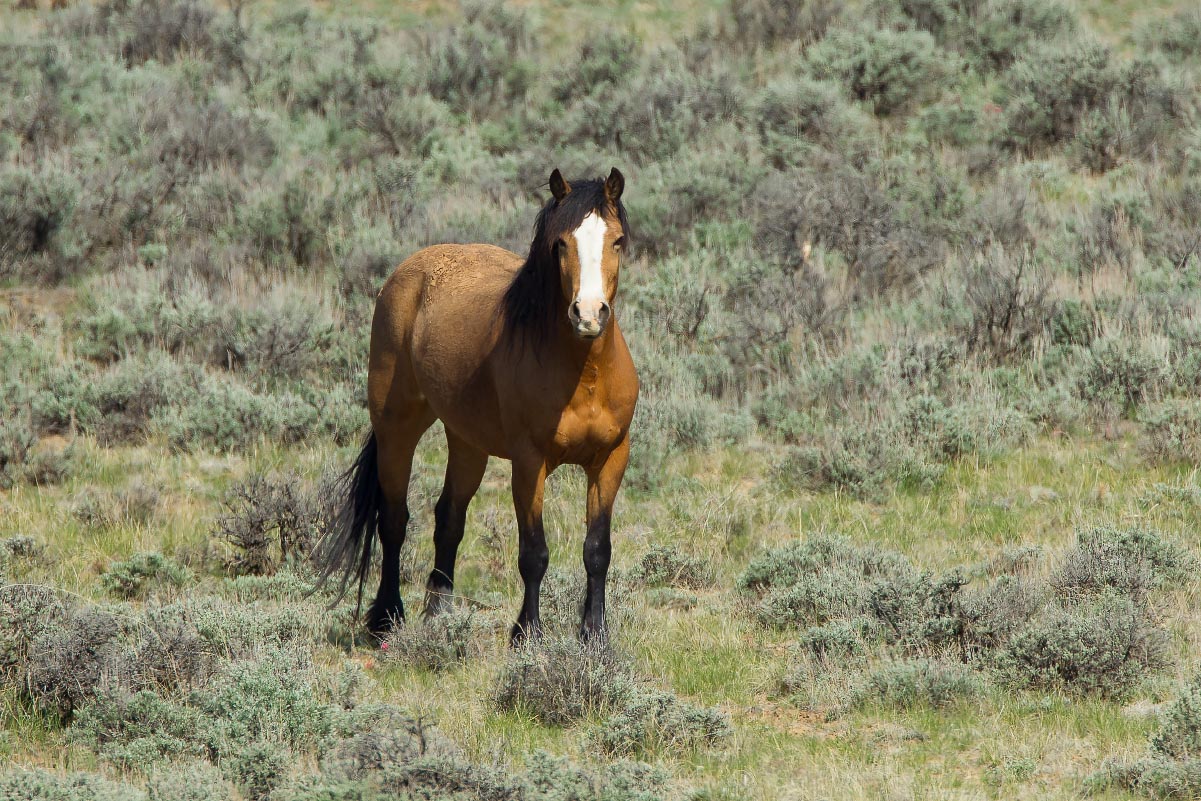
[3,0,1201,796]
[3,430,1197,798]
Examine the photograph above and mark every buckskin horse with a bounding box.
[316,168,637,644]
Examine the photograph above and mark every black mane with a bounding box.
[502,177,630,348]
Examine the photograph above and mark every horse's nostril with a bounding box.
[570,300,581,319]
[598,302,611,324]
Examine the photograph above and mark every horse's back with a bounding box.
[374,243,520,343]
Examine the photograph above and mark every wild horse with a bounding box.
[316,168,638,644]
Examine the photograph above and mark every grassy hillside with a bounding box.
[3,0,1201,799]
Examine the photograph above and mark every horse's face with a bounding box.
[550,168,626,340]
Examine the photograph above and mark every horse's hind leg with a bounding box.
[366,405,434,635]
[424,430,488,616]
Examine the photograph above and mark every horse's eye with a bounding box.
[614,236,626,251]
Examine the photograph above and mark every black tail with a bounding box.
[312,432,382,616]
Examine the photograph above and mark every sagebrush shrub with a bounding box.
[419,0,533,115]
[549,45,740,163]
[1079,337,1169,417]
[628,545,713,590]
[523,751,669,801]
[241,170,337,268]
[198,647,334,753]
[154,378,269,452]
[0,768,147,801]
[349,89,450,161]
[0,535,45,562]
[1152,676,1201,761]
[325,704,525,799]
[738,535,930,638]
[225,742,288,801]
[742,527,1186,692]
[73,483,163,530]
[324,704,456,778]
[215,473,326,576]
[22,604,140,718]
[91,357,194,444]
[133,609,220,692]
[1092,756,1201,800]
[1071,194,1144,276]
[116,0,218,66]
[1091,674,1201,798]
[0,411,38,489]
[997,38,1114,151]
[633,136,762,257]
[796,619,874,662]
[725,0,841,48]
[550,29,641,103]
[0,163,81,281]
[221,569,322,603]
[952,574,1045,660]
[379,608,488,671]
[807,26,958,116]
[0,585,69,684]
[752,76,872,167]
[593,685,731,757]
[101,552,192,599]
[722,253,844,369]
[946,247,1056,361]
[994,592,1169,699]
[1137,8,1201,62]
[494,638,629,725]
[1072,102,1133,173]
[853,658,982,709]
[72,687,215,768]
[157,596,317,659]
[771,425,944,498]
[753,159,948,298]
[896,0,1076,72]
[1140,400,1201,465]
[971,0,1077,70]
[1051,525,1194,601]
[146,761,234,801]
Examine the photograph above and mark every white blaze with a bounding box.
[572,212,608,304]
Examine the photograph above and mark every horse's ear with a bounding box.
[605,167,625,201]
[549,168,571,202]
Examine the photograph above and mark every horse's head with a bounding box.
[547,167,628,340]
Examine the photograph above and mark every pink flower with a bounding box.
[380,642,389,651]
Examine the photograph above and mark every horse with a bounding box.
[315,168,638,644]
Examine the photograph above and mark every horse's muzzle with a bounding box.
[569,298,610,339]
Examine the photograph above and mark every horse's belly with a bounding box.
[413,358,511,457]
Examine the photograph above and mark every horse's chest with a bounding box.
[551,387,624,463]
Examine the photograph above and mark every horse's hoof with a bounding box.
[422,584,453,618]
[578,625,609,647]
[509,621,543,648]
[365,599,404,637]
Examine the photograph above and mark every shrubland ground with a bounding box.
[3,0,1201,798]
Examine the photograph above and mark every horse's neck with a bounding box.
[556,319,619,372]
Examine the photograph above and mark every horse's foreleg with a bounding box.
[424,431,488,617]
[581,435,630,643]
[510,453,549,646]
